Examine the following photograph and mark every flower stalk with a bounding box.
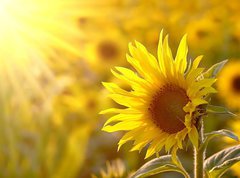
[194,119,205,178]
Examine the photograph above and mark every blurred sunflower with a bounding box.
[217,60,240,110]
[83,26,128,75]
[92,159,131,178]
[230,20,240,49]
[185,15,221,54]
[231,156,240,176]
[52,81,110,128]
[101,30,216,158]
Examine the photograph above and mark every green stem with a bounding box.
[194,119,205,178]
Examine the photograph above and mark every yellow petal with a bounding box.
[162,35,175,76]
[191,55,203,70]
[195,87,217,97]
[118,130,137,151]
[157,29,164,68]
[130,140,149,152]
[135,41,160,73]
[157,30,170,76]
[171,146,179,165]
[191,98,208,106]
[102,82,128,95]
[145,141,159,159]
[128,42,160,82]
[126,54,146,78]
[175,34,188,74]
[186,68,205,85]
[99,108,140,115]
[188,126,199,148]
[102,121,143,132]
[189,78,216,96]
[109,93,144,107]
[103,113,142,127]
[165,135,176,152]
[111,68,150,92]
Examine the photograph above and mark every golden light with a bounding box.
[0,0,84,118]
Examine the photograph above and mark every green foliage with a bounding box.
[204,145,240,178]
[203,60,228,78]
[201,129,239,151]
[206,105,236,117]
[131,155,189,178]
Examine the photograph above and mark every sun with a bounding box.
[0,0,83,60]
[0,0,85,114]
[101,30,216,158]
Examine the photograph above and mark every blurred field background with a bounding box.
[1,0,240,177]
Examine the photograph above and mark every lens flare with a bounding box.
[0,0,85,115]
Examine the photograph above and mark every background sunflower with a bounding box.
[217,60,240,110]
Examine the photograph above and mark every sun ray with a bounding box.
[0,0,92,117]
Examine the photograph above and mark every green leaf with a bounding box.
[206,105,236,117]
[201,129,239,152]
[132,155,190,178]
[204,145,240,178]
[203,60,228,78]
[205,129,239,142]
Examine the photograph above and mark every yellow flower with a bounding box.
[82,25,128,75]
[52,81,110,128]
[185,15,221,53]
[217,60,240,110]
[231,159,240,176]
[101,30,216,158]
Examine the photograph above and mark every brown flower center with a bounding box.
[148,84,189,134]
[196,30,209,39]
[232,75,240,93]
[97,40,119,60]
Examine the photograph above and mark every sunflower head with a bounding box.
[83,26,128,74]
[217,60,240,110]
[101,30,216,158]
[185,15,221,53]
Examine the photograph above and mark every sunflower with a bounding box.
[52,82,109,128]
[83,25,128,75]
[101,30,216,158]
[185,15,221,54]
[217,60,240,110]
